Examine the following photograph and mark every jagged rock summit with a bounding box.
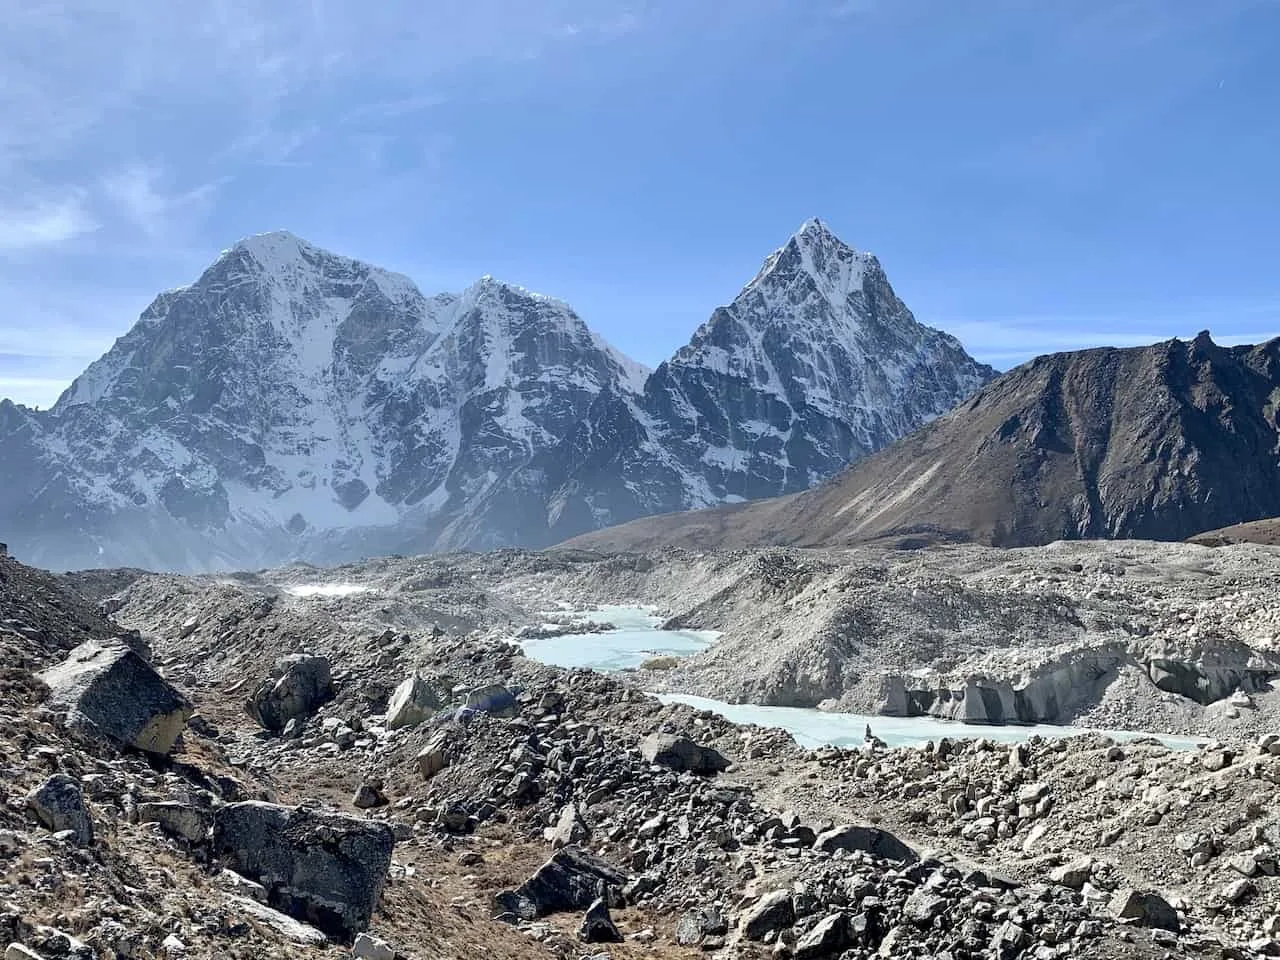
[0,222,993,571]
[566,332,1280,552]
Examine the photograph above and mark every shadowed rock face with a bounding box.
[211,802,395,941]
[567,333,1280,553]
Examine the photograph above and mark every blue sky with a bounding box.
[2,0,1277,409]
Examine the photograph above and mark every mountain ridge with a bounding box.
[0,221,995,571]
[562,332,1280,553]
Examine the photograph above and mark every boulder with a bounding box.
[211,801,394,940]
[676,907,728,947]
[415,728,453,780]
[38,641,192,755]
[26,774,93,846]
[137,801,212,843]
[1108,888,1179,932]
[795,912,850,959]
[1049,856,1095,890]
[639,734,730,775]
[352,783,388,809]
[352,933,396,960]
[813,824,917,863]
[495,846,627,921]
[741,890,795,941]
[226,897,329,947]
[579,898,623,943]
[246,655,333,732]
[462,684,519,719]
[385,673,446,730]
[903,888,947,926]
[545,803,588,849]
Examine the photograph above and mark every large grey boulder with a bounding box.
[385,672,446,730]
[741,890,795,941]
[639,734,730,775]
[813,824,917,863]
[26,774,93,846]
[246,655,334,732]
[38,641,192,755]
[495,846,627,921]
[211,801,394,940]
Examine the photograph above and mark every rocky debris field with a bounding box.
[137,539,1280,740]
[3,538,1280,958]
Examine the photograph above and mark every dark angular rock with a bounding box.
[211,801,394,941]
[1108,888,1179,932]
[639,733,730,775]
[26,774,93,846]
[246,655,334,732]
[578,898,623,943]
[494,846,627,921]
[741,890,795,941]
[813,824,917,863]
[38,641,192,754]
[794,912,850,959]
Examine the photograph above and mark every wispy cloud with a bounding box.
[0,194,99,251]
[100,167,224,239]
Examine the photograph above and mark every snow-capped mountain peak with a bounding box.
[745,217,876,313]
[1,223,993,571]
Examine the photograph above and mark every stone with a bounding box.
[639,733,730,775]
[352,932,396,959]
[385,673,446,730]
[352,783,387,809]
[579,898,623,943]
[137,802,211,843]
[989,920,1030,960]
[5,947,42,960]
[903,888,947,926]
[246,655,333,732]
[26,774,93,846]
[495,846,627,921]
[415,729,453,780]
[1049,856,1094,890]
[177,616,200,639]
[1200,749,1233,772]
[211,801,395,940]
[794,913,849,960]
[226,897,328,945]
[1108,888,1179,932]
[1228,854,1259,877]
[676,907,728,947]
[813,824,917,863]
[160,935,186,955]
[38,641,192,754]
[462,684,519,718]
[741,890,795,941]
[1222,878,1255,905]
[545,804,588,849]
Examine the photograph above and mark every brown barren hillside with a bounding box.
[566,332,1280,551]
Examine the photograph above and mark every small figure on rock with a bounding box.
[864,724,887,750]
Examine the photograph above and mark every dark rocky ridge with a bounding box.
[566,333,1280,552]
